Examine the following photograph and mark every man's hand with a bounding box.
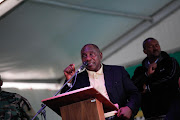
[117,106,132,120]
[142,84,147,93]
[64,64,75,82]
[147,62,157,76]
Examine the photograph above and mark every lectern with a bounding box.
[42,86,118,120]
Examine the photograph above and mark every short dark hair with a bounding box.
[81,44,101,53]
[143,37,156,50]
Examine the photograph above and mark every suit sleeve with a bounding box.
[60,79,73,94]
[121,67,141,116]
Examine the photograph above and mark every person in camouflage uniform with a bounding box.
[0,77,39,120]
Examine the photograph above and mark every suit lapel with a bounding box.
[78,70,90,87]
[103,65,113,93]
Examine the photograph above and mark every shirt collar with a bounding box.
[86,64,103,75]
[148,58,159,65]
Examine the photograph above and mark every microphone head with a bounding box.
[83,61,88,66]
[77,61,88,73]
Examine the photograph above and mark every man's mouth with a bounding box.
[87,62,94,66]
[153,50,159,54]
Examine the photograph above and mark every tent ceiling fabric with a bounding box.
[0,0,178,83]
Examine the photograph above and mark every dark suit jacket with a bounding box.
[61,64,141,118]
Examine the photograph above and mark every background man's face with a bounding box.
[144,39,161,58]
[81,45,102,72]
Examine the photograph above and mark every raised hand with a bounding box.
[64,64,75,82]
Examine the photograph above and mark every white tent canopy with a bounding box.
[1,0,180,120]
[0,0,179,84]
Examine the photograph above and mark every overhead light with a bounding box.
[0,0,5,4]
[2,82,62,90]
[0,0,24,17]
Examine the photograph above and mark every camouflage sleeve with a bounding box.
[0,91,39,120]
[18,95,39,120]
[20,97,39,120]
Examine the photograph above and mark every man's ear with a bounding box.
[100,52,103,60]
[0,80,2,87]
[143,49,147,55]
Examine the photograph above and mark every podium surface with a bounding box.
[42,86,118,118]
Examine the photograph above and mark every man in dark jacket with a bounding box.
[61,44,141,120]
[132,38,180,120]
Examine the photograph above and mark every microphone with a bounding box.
[77,61,88,73]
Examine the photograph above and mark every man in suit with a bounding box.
[61,44,141,120]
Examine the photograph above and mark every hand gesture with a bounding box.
[64,64,75,82]
[117,106,132,120]
[147,62,157,76]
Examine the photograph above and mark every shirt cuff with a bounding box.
[67,83,72,87]
[145,72,148,77]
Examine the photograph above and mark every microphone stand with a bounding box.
[32,63,87,120]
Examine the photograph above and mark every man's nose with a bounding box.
[153,45,158,50]
[85,55,91,61]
